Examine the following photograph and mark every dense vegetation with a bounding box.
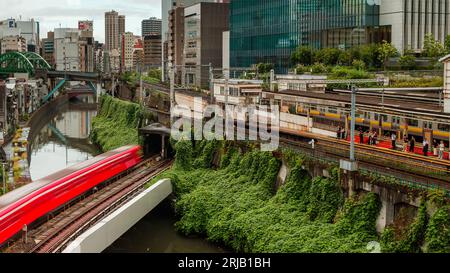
[90,95,144,151]
[153,140,384,253]
[146,139,450,253]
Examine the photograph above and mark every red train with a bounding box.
[0,145,142,246]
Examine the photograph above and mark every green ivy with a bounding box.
[154,140,382,253]
[90,95,144,151]
[424,206,450,253]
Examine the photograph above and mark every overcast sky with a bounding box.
[0,0,161,43]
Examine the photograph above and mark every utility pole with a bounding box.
[350,85,357,162]
[2,162,6,195]
[224,67,229,108]
[169,63,175,125]
[209,63,213,103]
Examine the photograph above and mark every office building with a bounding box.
[41,31,55,67]
[1,35,27,54]
[229,0,450,73]
[105,11,125,51]
[144,34,162,68]
[182,2,229,88]
[119,15,126,44]
[380,0,450,52]
[79,21,95,72]
[0,18,40,52]
[54,28,80,71]
[161,0,223,80]
[142,17,162,37]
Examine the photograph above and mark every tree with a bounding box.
[256,63,274,74]
[291,46,313,66]
[360,44,383,69]
[378,40,398,70]
[325,48,341,66]
[445,35,450,54]
[352,59,366,71]
[423,33,445,59]
[398,49,417,70]
[337,50,352,66]
[311,62,328,74]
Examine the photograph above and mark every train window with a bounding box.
[423,121,433,129]
[438,123,450,132]
[381,114,388,122]
[392,117,400,124]
[407,119,419,127]
[364,112,371,119]
[329,107,337,114]
[374,113,379,121]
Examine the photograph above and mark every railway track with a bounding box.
[280,130,450,191]
[4,157,173,253]
[280,137,450,192]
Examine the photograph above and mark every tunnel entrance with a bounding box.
[139,123,174,159]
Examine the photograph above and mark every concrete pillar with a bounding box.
[347,171,357,197]
[161,135,166,159]
[376,197,395,233]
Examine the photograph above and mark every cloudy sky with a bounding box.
[0,0,161,42]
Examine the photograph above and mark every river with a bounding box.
[28,95,226,253]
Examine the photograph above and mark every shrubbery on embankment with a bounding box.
[152,140,450,253]
[154,140,383,253]
[89,97,450,252]
[90,95,143,152]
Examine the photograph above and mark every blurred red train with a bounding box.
[0,145,142,246]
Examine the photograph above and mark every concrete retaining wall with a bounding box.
[63,179,173,253]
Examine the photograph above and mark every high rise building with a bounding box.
[54,28,80,71]
[119,15,126,44]
[41,31,55,67]
[142,17,162,37]
[0,35,27,54]
[105,11,119,51]
[0,18,40,52]
[105,11,125,51]
[121,32,136,71]
[168,6,185,83]
[94,42,104,73]
[143,34,162,69]
[182,2,229,88]
[380,0,450,52]
[229,0,450,73]
[132,38,144,71]
[79,21,95,72]
[161,0,223,80]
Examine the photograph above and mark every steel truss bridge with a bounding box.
[0,52,52,76]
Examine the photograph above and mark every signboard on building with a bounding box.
[78,21,93,31]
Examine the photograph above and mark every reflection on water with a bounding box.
[29,98,100,180]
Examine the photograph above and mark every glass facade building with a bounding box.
[230,0,390,72]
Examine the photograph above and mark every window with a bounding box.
[407,119,419,127]
[392,116,400,124]
[423,121,433,129]
[187,31,197,39]
[438,123,450,132]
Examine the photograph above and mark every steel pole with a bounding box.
[170,64,175,126]
[2,163,6,194]
[350,85,357,161]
